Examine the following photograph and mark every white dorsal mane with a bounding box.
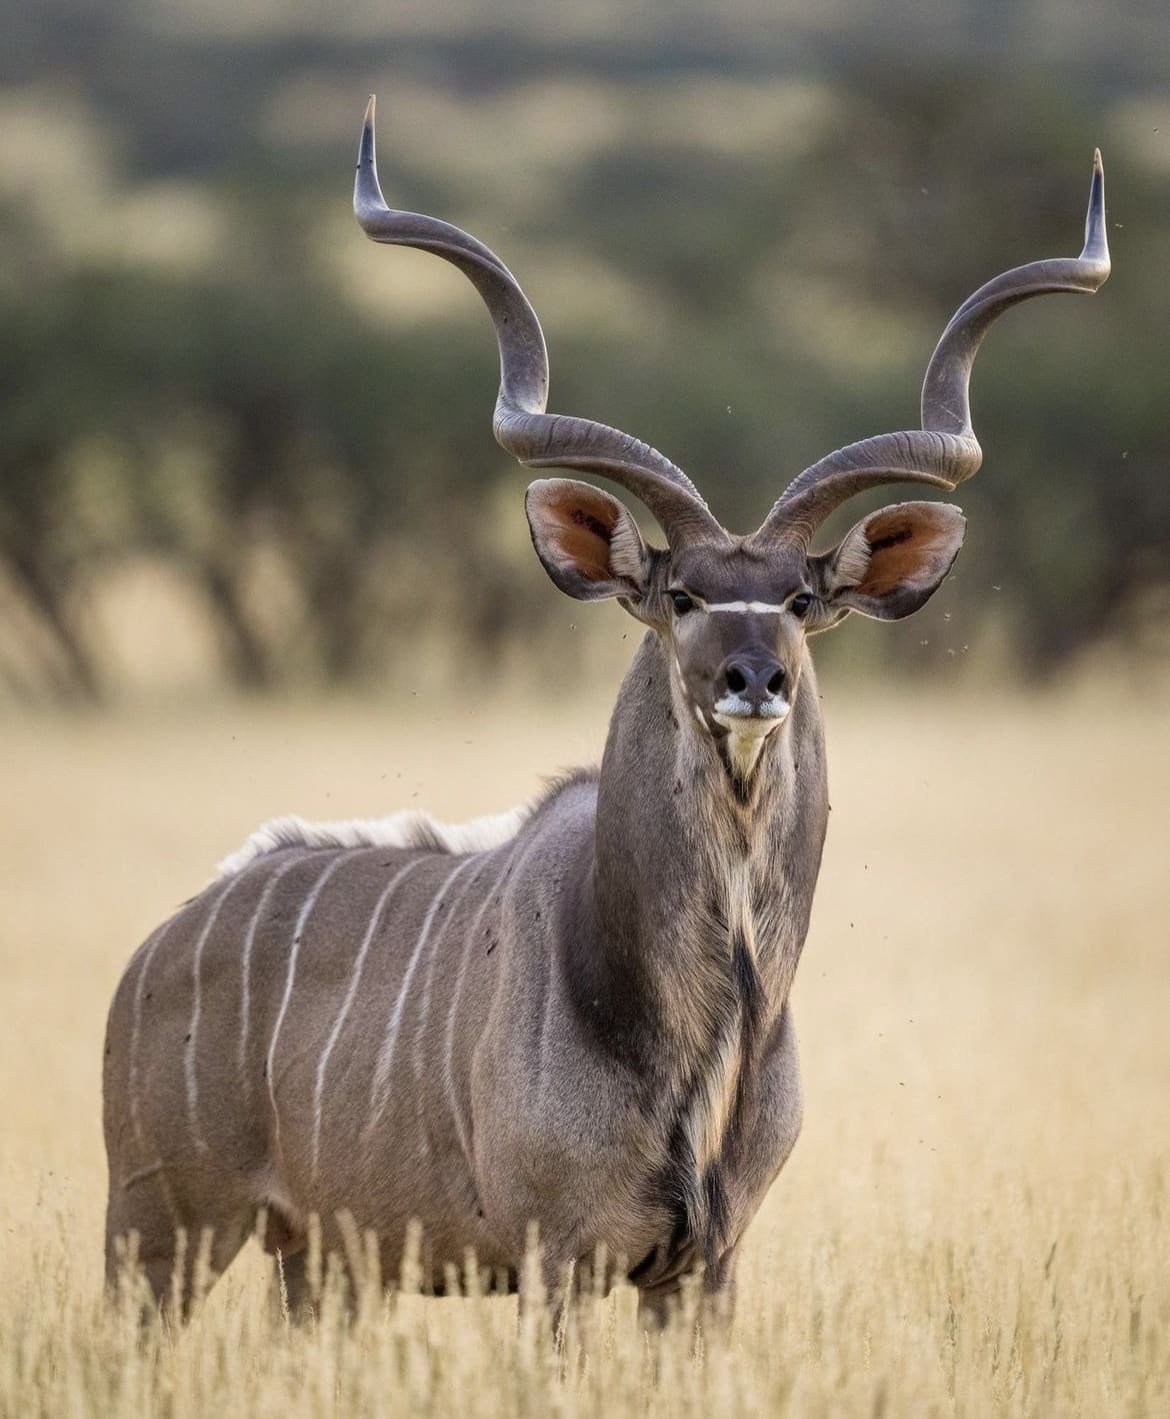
[216,805,530,879]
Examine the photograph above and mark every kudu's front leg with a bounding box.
[635,1246,741,1335]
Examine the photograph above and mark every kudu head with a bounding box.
[355,99,1109,774]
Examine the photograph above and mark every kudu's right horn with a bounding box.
[751,151,1110,550]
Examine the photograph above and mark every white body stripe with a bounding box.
[120,1159,167,1190]
[124,917,186,1218]
[412,857,490,1089]
[238,852,305,1100]
[310,856,427,1180]
[441,853,512,1163]
[266,853,351,1161]
[704,600,787,614]
[442,831,545,1164]
[127,920,177,1155]
[536,948,560,1104]
[365,855,478,1136]
[184,870,253,1153]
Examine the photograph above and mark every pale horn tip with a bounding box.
[1082,145,1109,278]
[354,94,386,226]
[358,95,377,171]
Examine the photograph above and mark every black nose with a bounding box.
[719,655,787,709]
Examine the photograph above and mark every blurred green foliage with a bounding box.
[0,0,1166,699]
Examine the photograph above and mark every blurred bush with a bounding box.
[0,0,1166,699]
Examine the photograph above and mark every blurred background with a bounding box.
[0,0,1167,704]
[2,14,1168,1408]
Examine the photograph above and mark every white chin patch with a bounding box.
[711,696,790,738]
[709,697,790,779]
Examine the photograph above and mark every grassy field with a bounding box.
[0,683,1167,1416]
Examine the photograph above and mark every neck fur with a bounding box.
[573,631,828,1256]
[581,630,825,1074]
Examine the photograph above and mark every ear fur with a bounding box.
[812,501,966,622]
[525,478,650,602]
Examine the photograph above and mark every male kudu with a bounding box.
[103,102,1109,1321]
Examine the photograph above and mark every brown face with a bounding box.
[655,542,813,753]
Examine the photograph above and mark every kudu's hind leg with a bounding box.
[105,1173,252,1318]
[105,1171,181,1311]
[271,1249,316,1321]
[259,1204,315,1321]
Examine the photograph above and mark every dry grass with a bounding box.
[1,681,1167,1416]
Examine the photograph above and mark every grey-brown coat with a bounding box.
[102,105,1109,1318]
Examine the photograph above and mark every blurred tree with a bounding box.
[0,5,1166,698]
[0,255,559,696]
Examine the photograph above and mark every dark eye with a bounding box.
[790,593,814,618]
[669,590,695,615]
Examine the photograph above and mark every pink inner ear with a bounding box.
[545,493,619,580]
[860,507,954,595]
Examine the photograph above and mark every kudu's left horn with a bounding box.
[752,150,1111,550]
[354,96,725,546]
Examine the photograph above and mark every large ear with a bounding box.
[811,501,966,622]
[525,478,651,602]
